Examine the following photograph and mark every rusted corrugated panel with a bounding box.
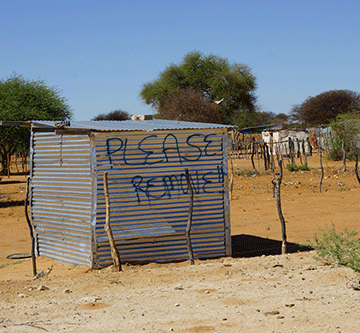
[93,128,229,267]
[30,131,93,266]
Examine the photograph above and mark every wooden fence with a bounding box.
[0,153,30,176]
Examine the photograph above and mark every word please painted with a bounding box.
[105,133,218,167]
[131,166,224,203]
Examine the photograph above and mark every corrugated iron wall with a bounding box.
[30,131,93,266]
[92,129,230,267]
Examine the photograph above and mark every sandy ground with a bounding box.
[1,155,360,332]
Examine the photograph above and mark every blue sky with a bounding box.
[1,0,359,121]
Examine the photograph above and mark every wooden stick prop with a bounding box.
[25,177,37,277]
[185,168,195,265]
[103,171,121,271]
[276,160,287,255]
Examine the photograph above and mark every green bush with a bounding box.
[235,169,257,177]
[309,223,360,273]
[286,163,310,171]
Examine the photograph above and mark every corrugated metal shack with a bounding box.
[29,119,233,268]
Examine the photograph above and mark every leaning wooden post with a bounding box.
[25,177,37,277]
[276,160,287,255]
[103,171,121,271]
[184,168,195,265]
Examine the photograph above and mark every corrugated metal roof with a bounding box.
[31,120,234,132]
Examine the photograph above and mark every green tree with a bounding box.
[326,108,360,160]
[290,90,360,127]
[92,110,130,121]
[140,51,257,125]
[0,74,72,175]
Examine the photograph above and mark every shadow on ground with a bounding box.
[0,180,26,185]
[231,234,313,258]
[0,200,25,208]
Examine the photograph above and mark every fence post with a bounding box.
[276,160,287,255]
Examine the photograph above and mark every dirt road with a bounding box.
[1,155,360,332]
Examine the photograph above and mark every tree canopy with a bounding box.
[290,90,360,127]
[0,74,72,174]
[140,51,257,125]
[153,89,223,123]
[92,110,130,121]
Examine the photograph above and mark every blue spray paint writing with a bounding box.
[106,133,217,167]
[131,166,224,203]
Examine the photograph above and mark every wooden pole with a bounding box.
[307,137,312,156]
[302,139,307,166]
[354,143,360,185]
[342,138,346,172]
[319,148,324,193]
[103,171,121,271]
[297,139,303,165]
[296,138,301,159]
[25,177,37,277]
[184,168,195,265]
[251,140,257,173]
[7,152,10,178]
[228,153,234,197]
[276,160,287,255]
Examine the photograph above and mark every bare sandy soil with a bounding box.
[1,155,360,333]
